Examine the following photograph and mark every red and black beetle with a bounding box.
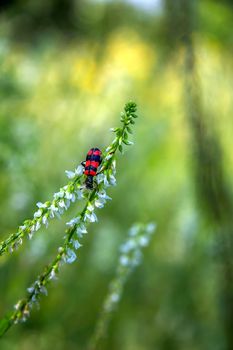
[82,148,102,189]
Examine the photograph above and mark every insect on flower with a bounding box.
[81,148,102,189]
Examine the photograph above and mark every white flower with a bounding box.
[84,211,98,223]
[139,235,149,247]
[65,170,76,179]
[17,237,23,246]
[129,225,140,237]
[105,154,113,160]
[76,188,84,199]
[28,231,34,240]
[34,209,43,219]
[36,202,48,209]
[104,175,110,187]
[35,221,41,231]
[120,239,136,253]
[39,285,48,296]
[110,293,120,303]
[146,222,156,234]
[96,173,105,184]
[49,269,57,281]
[27,286,35,294]
[87,202,95,212]
[71,239,82,250]
[64,248,77,264]
[66,217,80,227]
[42,215,49,227]
[94,198,105,208]
[14,301,22,310]
[76,223,87,237]
[65,191,75,202]
[75,165,84,176]
[98,191,112,201]
[49,203,59,218]
[111,160,116,174]
[119,255,129,266]
[131,250,142,267]
[53,190,65,200]
[58,199,67,209]
[109,174,116,186]
[105,146,112,152]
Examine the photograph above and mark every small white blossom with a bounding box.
[9,245,14,253]
[66,217,80,227]
[42,215,49,227]
[65,170,76,179]
[39,285,48,296]
[120,239,136,253]
[48,203,59,218]
[109,174,117,186]
[28,232,34,240]
[146,222,156,234]
[14,301,22,310]
[119,255,129,266]
[17,237,23,246]
[76,188,85,199]
[129,225,140,237]
[76,223,87,237]
[27,286,35,294]
[71,238,82,250]
[96,173,105,184]
[110,293,120,303]
[35,221,41,231]
[111,160,116,174]
[84,211,98,223]
[49,269,57,281]
[75,165,84,176]
[65,191,75,202]
[131,250,142,267]
[104,175,110,187]
[53,190,65,200]
[105,154,113,160]
[139,235,149,247]
[98,191,112,201]
[94,198,106,208]
[64,248,77,264]
[87,202,95,212]
[36,202,48,209]
[34,209,43,219]
[58,199,67,209]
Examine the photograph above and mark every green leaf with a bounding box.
[119,144,123,153]
[0,314,14,337]
[126,126,133,134]
[123,139,134,146]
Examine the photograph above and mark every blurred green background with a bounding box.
[0,0,233,349]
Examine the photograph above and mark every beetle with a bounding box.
[81,148,102,189]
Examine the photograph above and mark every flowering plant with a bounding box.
[90,222,156,349]
[0,101,138,337]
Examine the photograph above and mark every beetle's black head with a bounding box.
[85,175,93,189]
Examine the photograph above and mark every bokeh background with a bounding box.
[0,0,233,349]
